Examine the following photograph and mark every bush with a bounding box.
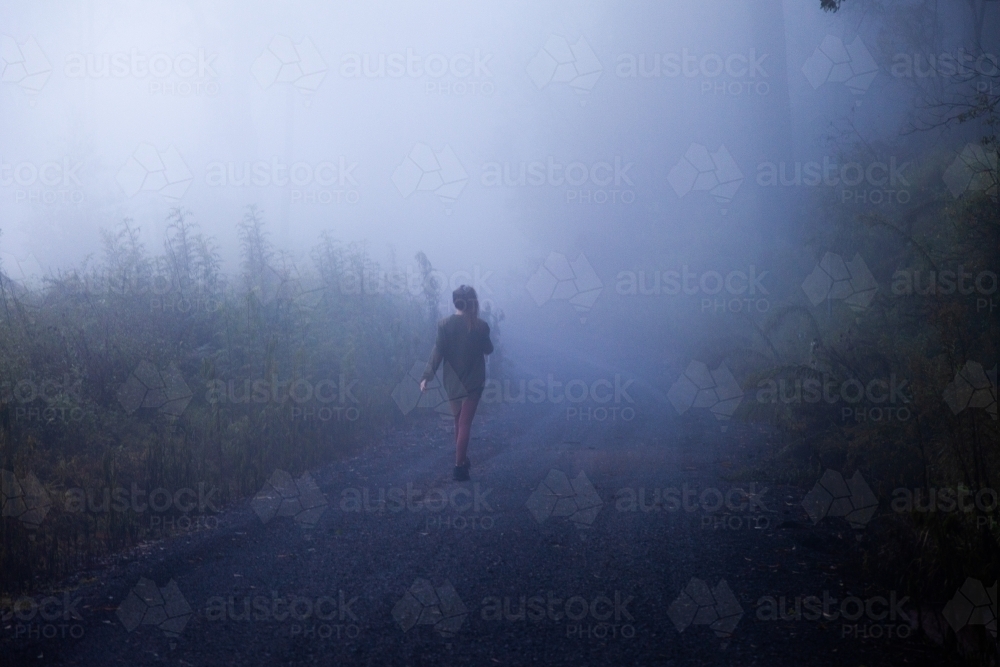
[0,206,434,593]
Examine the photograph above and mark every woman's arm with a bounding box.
[482,322,494,355]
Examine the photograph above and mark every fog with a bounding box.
[3,2,989,353]
[0,4,824,354]
[1,2,997,665]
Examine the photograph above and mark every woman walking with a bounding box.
[420,285,493,481]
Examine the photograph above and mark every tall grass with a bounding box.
[0,206,434,594]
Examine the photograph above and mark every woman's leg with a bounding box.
[449,399,463,442]
[454,392,481,466]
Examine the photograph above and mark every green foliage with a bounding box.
[0,206,431,593]
[733,142,997,658]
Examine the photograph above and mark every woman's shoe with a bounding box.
[453,462,470,481]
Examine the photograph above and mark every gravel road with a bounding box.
[4,364,958,666]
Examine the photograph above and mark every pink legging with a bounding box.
[449,390,481,466]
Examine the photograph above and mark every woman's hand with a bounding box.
[419,379,427,392]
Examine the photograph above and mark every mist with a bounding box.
[1,2,997,665]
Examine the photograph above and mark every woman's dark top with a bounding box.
[421,314,493,400]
